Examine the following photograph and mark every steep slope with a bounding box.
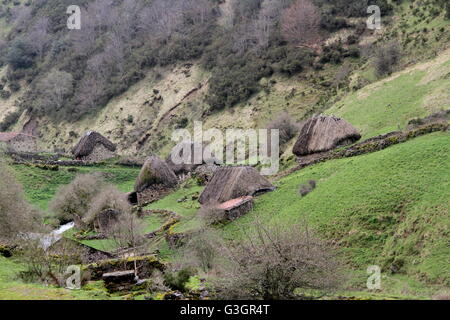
[327,48,450,139]
[0,0,447,158]
[223,131,450,285]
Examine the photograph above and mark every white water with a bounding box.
[25,222,75,250]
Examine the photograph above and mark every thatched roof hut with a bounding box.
[215,196,254,222]
[293,115,361,156]
[166,141,218,176]
[199,166,275,205]
[72,131,116,160]
[134,156,178,193]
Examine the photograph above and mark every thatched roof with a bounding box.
[199,166,275,205]
[72,131,116,158]
[135,156,178,192]
[166,141,218,175]
[293,115,361,156]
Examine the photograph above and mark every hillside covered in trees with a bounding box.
[0,0,448,156]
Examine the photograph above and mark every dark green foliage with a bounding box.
[433,0,450,19]
[206,55,272,111]
[320,43,345,64]
[0,89,11,100]
[8,81,20,92]
[320,15,349,32]
[0,110,21,131]
[175,117,188,129]
[6,39,35,70]
[316,0,393,18]
[275,48,314,75]
[164,267,196,292]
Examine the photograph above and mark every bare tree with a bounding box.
[26,17,50,59]
[333,63,351,89]
[112,0,142,42]
[19,237,83,286]
[10,6,32,32]
[106,211,145,277]
[138,0,183,41]
[35,70,73,112]
[253,0,292,49]
[374,41,401,77]
[70,0,117,55]
[267,111,300,145]
[83,185,132,230]
[182,0,212,26]
[281,0,322,51]
[212,220,343,300]
[0,161,43,243]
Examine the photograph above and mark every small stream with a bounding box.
[26,222,75,250]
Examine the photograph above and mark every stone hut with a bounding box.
[0,132,38,153]
[199,166,275,205]
[132,156,178,205]
[72,131,117,161]
[293,115,361,156]
[215,196,254,222]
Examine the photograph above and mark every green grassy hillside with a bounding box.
[223,131,449,285]
[11,163,140,210]
[327,49,450,139]
[0,256,111,300]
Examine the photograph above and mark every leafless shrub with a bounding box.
[106,211,145,250]
[333,63,351,89]
[50,173,105,224]
[281,0,322,50]
[180,228,223,273]
[0,161,43,243]
[267,112,300,145]
[26,17,50,59]
[83,185,131,228]
[374,41,401,77]
[212,220,342,300]
[18,237,83,286]
[197,205,227,226]
[35,70,74,114]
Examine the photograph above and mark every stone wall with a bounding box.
[7,135,38,153]
[83,143,116,162]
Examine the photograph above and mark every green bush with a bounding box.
[164,267,196,292]
[6,39,36,70]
